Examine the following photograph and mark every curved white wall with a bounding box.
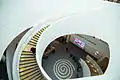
[79,59,91,77]
[0,0,106,60]
[6,28,30,80]
[36,9,119,80]
[0,0,120,80]
[12,23,49,80]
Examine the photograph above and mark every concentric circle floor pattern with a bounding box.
[42,43,85,80]
[53,59,75,79]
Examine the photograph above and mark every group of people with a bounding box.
[69,53,82,78]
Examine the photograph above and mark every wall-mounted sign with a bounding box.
[74,38,85,49]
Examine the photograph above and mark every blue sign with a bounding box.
[74,38,85,48]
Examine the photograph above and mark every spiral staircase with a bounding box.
[0,0,120,80]
[19,26,49,80]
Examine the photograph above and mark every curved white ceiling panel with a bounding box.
[36,10,119,79]
[0,0,110,60]
[0,0,120,80]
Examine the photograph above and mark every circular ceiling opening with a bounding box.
[41,34,110,80]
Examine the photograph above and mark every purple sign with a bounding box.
[74,38,85,48]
